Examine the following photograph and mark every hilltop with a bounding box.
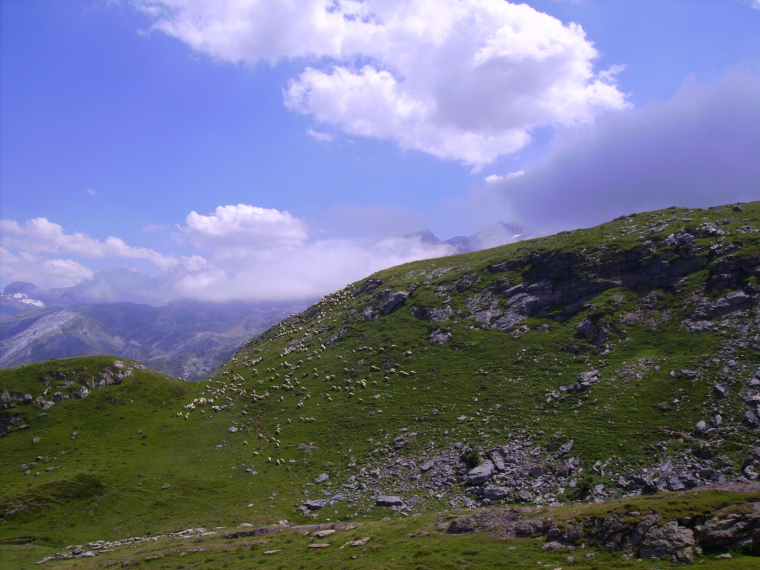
[2,201,760,568]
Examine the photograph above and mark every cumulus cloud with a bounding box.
[480,72,760,235]
[179,204,309,260]
[137,0,627,165]
[1,217,181,269]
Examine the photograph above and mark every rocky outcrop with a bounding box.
[362,290,409,321]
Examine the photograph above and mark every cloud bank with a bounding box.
[137,0,627,165]
[477,72,760,235]
[1,205,454,302]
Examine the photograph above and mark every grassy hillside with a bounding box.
[2,201,760,568]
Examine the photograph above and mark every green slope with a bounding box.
[2,201,760,568]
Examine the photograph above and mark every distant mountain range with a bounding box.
[0,283,307,380]
[404,221,524,254]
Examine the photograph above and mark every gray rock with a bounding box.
[541,541,565,551]
[714,385,726,399]
[420,460,435,472]
[518,490,532,502]
[375,496,404,507]
[557,440,574,456]
[696,511,760,554]
[566,371,599,393]
[314,473,329,484]
[695,421,707,434]
[639,521,695,559]
[303,499,329,511]
[466,461,494,485]
[481,486,510,501]
[529,465,545,477]
[447,516,477,534]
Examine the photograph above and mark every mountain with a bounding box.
[0,297,307,380]
[404,221,524,254]
[2,201,760,569]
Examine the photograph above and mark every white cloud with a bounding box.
[179,204,308,260]
[0,246,95,288]
[305,128,334,142]
[485,171,524,184]
[0,217,181,269]
[86,188,96,197]
[137,0,628,165]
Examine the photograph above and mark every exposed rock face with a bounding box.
[362,290,409,321]
[696,509,760,554]
[639,521,695,559]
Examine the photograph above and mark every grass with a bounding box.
[2,201,760,568]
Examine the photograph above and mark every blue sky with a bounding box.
[2,0,760,302]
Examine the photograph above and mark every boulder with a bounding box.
[466,461,495,485]
[481,486,510,501]
[639,521,695,559]
[303,499,329,511]
[314,473,329,484]
[375,496,404,507]
[447,516,477,534]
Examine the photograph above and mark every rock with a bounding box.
[695,421,707,434]
[745,411,760,430]
[714,385,726,399]
[566,371,599,393]
[541,541,564,551]
[228,427,238,433]
[428,328,452,344]
[674,547,694,564]
[575,318,597,339]
[529,465,545,477]
[375,496,404,507]
[696,510,760,554]
[303,499,329,511]
[314,473,329,484]
[557,440,574,456]
[407,495,419,507]
[420,460,435,472]
[447,516,477,534]
[639,521,695,559]
[481,486,510,501]
[314,529,335,538]
[518,490,532,502]
[466,461,495,485]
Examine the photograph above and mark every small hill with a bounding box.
[2,201,760,568]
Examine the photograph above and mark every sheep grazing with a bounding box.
[326,395,333,402]
[348,392,355,397]
[176,412,182,417]
[253,451,259,456]
[372,381,378,385]
[287,418,292,424]
[296,402,303,409]
[267,457,272,462]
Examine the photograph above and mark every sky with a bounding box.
[1,0,760,303]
